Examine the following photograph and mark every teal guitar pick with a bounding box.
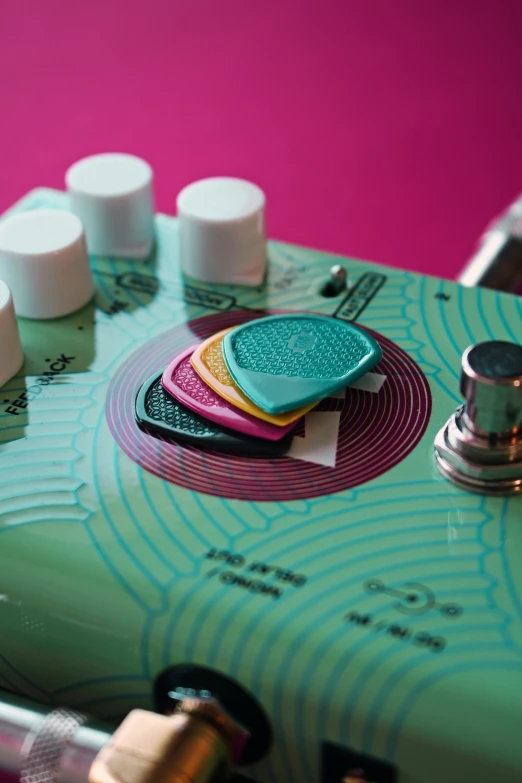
[222,313,383,414]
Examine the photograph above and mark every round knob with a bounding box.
[0,280,24,388]
[177,177,266,286]
[66,153,155,259]
[460,340,522,437]
[0,209,94,319]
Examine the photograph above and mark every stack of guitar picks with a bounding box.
[135,313,382,457]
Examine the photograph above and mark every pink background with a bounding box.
[1,0,522,280]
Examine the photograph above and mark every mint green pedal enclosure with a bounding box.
[0,189,520,783]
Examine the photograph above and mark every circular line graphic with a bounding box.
[106,311,432,500]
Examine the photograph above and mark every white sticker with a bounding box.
[350,372,387,393]
[287,412,342,468]
[287,373,387,467]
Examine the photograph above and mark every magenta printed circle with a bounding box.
[106,311,432,501]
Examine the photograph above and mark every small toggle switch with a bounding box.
[434,340,522,494]
[320,264,348,297]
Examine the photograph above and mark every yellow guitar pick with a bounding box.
[191,328,317,426]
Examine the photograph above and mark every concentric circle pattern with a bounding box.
[106,311,432,500]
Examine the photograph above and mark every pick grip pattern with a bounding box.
[223,314,383,414]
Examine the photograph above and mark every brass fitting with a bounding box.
[89,697,248,783]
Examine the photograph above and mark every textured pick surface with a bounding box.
[190,328,317,426]
[162,346,296,441]
[222,314,382,414]
[135,371,293,457]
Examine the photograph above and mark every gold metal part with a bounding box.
[89,698,248,783]
[170,697,247,765]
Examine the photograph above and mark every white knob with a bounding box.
[0,209,94,319]
[177,177,266,286]
[0,280,24,388]
[66,153,155,259]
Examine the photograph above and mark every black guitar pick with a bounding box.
[135,372,293,458]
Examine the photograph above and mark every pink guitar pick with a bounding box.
[161,346,297,441]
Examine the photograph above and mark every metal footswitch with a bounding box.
[434,340,522,494]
